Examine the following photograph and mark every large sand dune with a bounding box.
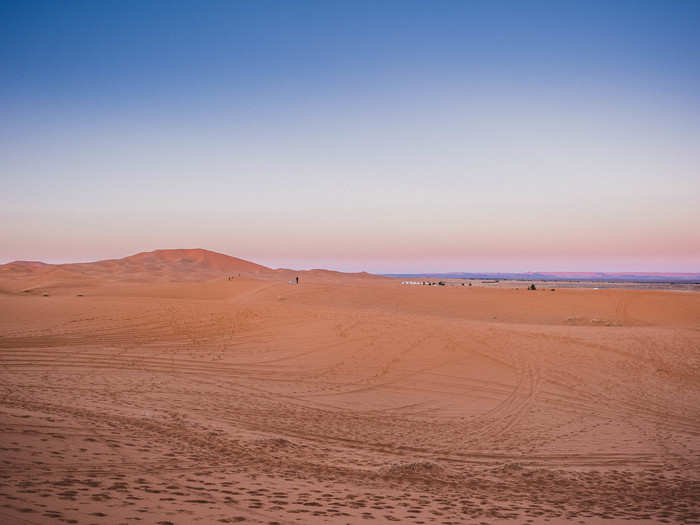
[0,253,699,524]
[0,249,382,294]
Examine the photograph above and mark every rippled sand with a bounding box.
[1,277,699,524]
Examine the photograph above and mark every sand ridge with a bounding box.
[0,259,699,523]
[0,249,385,295]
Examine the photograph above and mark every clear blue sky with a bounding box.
[2,1,699,272]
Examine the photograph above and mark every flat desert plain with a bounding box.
[1,267,699,524]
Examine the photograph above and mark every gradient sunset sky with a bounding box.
[2,1,699,273]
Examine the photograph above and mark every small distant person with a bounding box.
[295,276,299,285]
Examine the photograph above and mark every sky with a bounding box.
[1,1,699,273]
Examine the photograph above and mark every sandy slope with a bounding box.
[0,272,699,524]
[0,249,382,294]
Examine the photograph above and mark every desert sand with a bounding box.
[0,250,699,524]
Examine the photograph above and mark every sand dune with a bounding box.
[0,256,698,524]
[0,249,383,295]
[0,249,269,290]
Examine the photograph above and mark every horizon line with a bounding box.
[1,247,697,277]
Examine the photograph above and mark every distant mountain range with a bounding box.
[384,272,700,283]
